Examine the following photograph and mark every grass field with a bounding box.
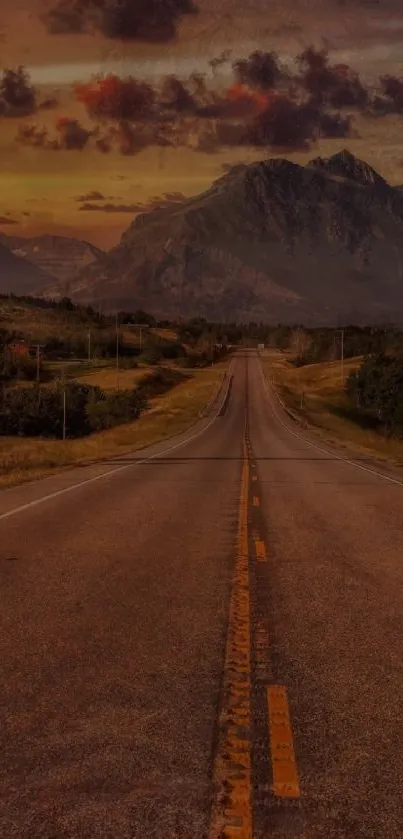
[74,365,150,390]
[264,351,403,466]
[0,361,228,488]
[0,297,174,351]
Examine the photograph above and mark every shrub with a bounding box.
[0,366,184,439]
[346,353,403,436]
[86,388,147,432]
[0,355,43,382]
[0,381,101,437]
[140,346,163,365]
[119,356,139,369]
[160,341,186,360]
[136,367,186,398]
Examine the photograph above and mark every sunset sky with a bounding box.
[1,0,403,249]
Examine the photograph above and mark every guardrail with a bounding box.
[198,363,232,419]
[260,363,308,428]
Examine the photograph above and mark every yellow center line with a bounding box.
[252,496,260,507]
[252,475,257,482]
[267,685,301,799]
[254,538,267,562]
[209,435,252,839]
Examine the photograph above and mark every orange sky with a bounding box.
[1,0,403,250]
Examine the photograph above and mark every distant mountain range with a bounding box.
[0,233,104,294]
[0,240,56,296]
[15,151,403,324]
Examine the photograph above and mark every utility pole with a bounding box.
[131,324,150,354]
[62,389,66,441]
[116,312,119,389]
[36,345,40,382]
[341,327,344,385]
[30,344,42,406]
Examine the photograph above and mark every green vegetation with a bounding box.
[0,367,189,440]
[266,347,403,468]
[0,363,228,488]
[0,296,230,376]
[0,296,232,486]
[346,354,403,437]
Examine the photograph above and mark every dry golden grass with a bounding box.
[0,361,228,488]
[74,365,150,390]
[264,352,403,466]
[150,327,178,341]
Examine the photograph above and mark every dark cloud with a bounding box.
[75,190,106,201]
[233,50,283,90]
[17,118,92,150]
[379,74,403,111]
[16,114,173,157]
[106,120,152,155]
[75,75,156,121]
[17,123,49,147]
[0,215,18,224]
[38,97,59,110]
[246,97,316,149]
[56,117,92,149]
[90,119,174,155]
[247,96,352,149]
[197,84,273,120]
[0,66,36,117]
[43,0,198,42]
[193,93,352,154]
[79,202,145,212]
[318,110,352,138]
[159,75,197,113]
[296,46,368,107]
[209,50,232,75]
[95,136,112,153]
[79,192,186,213]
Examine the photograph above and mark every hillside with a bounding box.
[0,233,103,288]
[49,150,403,325]
[0,241,56,296]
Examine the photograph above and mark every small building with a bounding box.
[6,341,31,359]
[6,341,44,360]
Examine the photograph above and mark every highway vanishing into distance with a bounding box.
[1,350,403,839]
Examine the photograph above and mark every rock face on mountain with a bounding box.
[0,241,56,296]
[60,150,403,324]
[0,233,103,288]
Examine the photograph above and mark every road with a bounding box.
[1,350,402,839]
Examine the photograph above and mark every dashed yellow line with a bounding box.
[209,437,252,839]
[254,538,267,562]
[252,496,260,507]
[267,685,301,799]
[254,620,272,681]
[252,475,257,482]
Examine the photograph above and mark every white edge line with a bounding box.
[0,359,235,522]
[258,356,403,489]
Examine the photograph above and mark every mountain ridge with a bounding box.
[0,241,56,296]
[45,151,403,325]
[0,233,104,288]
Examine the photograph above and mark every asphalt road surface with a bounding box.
[1,351,402,839]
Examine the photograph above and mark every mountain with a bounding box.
[0,241,56,296]
[52,150,403,325]
[0,233,104,289]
